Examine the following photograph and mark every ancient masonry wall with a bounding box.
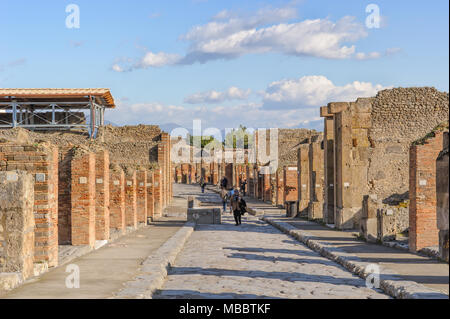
[136,170,148,225]
[308,136,324,220]
[0,142,59,267]
[297,144,310,215]
[124,170,137,229]
[321,106,335,224]
[70,152,96,247]
[0,171,35,280]
[109,166,125,233]
[275,171,284,206]
[95,150,110,241]
[409,130,446,252]
[283,167,298,204]
[147,171,155,219]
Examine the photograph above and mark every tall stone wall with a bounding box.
[0,171,35,280]
[0,142,59,267]
[436,132,449,261]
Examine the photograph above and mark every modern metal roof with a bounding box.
[0,88,116,108]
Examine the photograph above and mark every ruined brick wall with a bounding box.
[147,171,155,220]
[71,151,95,247]
[409,130,447,252]
[136,170,148,225]
[275,171,284,206]
[109,165,125,233]
[153,169,162,217]
[0,142,59,267]
[95,150,110,240]
[297,144,310,215]
[321,107,335,224]
[58,147,74,245]
[283,167,298,204]
[124,169,137,229]
[308,136,324,220]
[0,171,35,280]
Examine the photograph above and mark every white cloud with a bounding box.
[262,75,389,109]
[108,75,389,130]
[136,52,181,68]
[112,5,389,71]
[184,86,251,104]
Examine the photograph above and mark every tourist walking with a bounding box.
[240,179,247,197]
[220,188,229,212]
[220,176,228,190]
[230,190,247,226]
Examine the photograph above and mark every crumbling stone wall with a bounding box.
[0,141,59,267]
[283,167,298,204]
[321,106,335,224]
[0,171,35,280]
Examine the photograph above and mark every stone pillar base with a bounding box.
[308,201,323,220]
[335,208,358,230]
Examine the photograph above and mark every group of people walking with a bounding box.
[220,177,247,226]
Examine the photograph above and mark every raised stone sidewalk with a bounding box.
[241,197,449,299]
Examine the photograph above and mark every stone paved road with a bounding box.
[154,207,389,299]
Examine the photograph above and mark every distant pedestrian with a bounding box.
[230,190,247,226]
[240,179,247,197]
[220,177,228,190]
[220,188,229,212]
[201,182,206,193]
[227,188,235,213]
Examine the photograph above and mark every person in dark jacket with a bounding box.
[230,190,247,226]
[220,177,228,190]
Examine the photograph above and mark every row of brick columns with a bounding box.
[0,134,172,270]
[171,116,448,259]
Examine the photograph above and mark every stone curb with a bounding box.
[113,222,195,299]
[262,216,449,299]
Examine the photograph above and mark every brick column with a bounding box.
[321,106,335,224]
[154,169,162,218]
[125,170,137,229]
[308,138,324,220]
[136,170,148,225]
[409,131,444,252]
[95,150,110,240]
[147,171,155,220]
[298,144,310,215]
[284,167,298,205]
[109,167,125,233]
[276,170,284,207]
[71,152,96,247]
[330,102,354,229]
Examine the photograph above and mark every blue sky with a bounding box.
[0,0,448,131]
